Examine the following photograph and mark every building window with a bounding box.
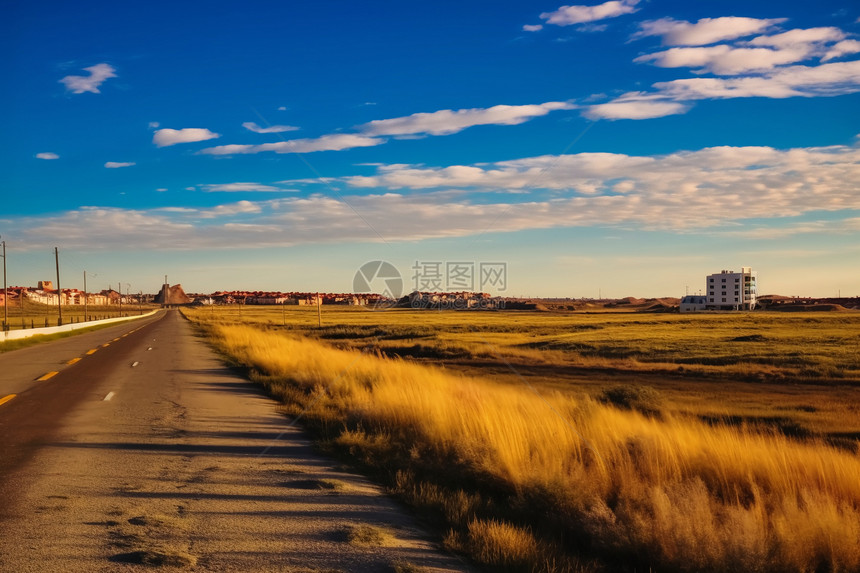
[722,278,726,282]
[709,297,714,302]
[722,298,726,302]
[735,278,740,282]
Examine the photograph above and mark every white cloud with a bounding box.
[242,121,300,134]
[360,102,575,136]
[523,24,543,32]
[8,141,860,251]
[635,17,786,46]
[584,97,689,119]
[36,152,59,160]
[634,26,856,75]
[822,39,860,62]
[59,63,117,94]
[153,128,220,147]
[156,188,168,192]
[202,102,576,159]
[104,161,135,168]
[540,0,638,26]
[148,122,160,129]
[749,27,845,49]
[277,106,287,111]
[203,182,283,192]
[635,45,813,75]
[198,200,262,219]
[199,134,384,155]
[593,59,860,118]
[654,60,860,100]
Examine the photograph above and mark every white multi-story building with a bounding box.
[706,267,757,310]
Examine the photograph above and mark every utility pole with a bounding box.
[139,290,142,315]
[2,237,7,330]
[317,292,322,328]
[83,271,88,321]
[118,280,122,316]
[54,247,63,326]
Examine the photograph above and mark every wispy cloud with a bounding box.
[202,182,283,192]
[242,121,300,134]
[634,26,853,75]
[748,27,846,49]
[59,63,117,94]
[822,39,860,62]
[653,60,860,100]
[584,97,689,119]
[523,24,543,32]
[201,102,576,158]
[199,134,383,155]
[36,152,59,160]
[635,17,786,46]
[153,128,221,147]
[104,161,135,168]
[359,102,575,137]
[540,0,638,26]
[589,53,860,119]
[339,142,860,229]
[10,140,860,252]
[634,45,813,75]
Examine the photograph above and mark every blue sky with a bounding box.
[2,0,859,297]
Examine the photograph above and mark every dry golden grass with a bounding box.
[185,305,860,439]
[194,319,860,572]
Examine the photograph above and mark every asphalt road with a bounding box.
[0,310,469,572]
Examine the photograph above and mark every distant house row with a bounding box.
[402,290,503,309]
[200,291,388,306]
[0,282,137,306]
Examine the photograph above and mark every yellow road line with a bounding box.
[37,371,59,381]
[102,343,110,348]
[67,357,81,365]
[86,348,98,355]
[112,338,120,342]
[0,394,16,407]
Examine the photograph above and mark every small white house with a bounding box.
[679,295,708,313]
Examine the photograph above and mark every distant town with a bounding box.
[0,281,856,313]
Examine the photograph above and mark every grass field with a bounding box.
[184,306,860,572]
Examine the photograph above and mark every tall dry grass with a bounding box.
[204,322,860,572]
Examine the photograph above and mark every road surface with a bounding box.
[0,310,469,572]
